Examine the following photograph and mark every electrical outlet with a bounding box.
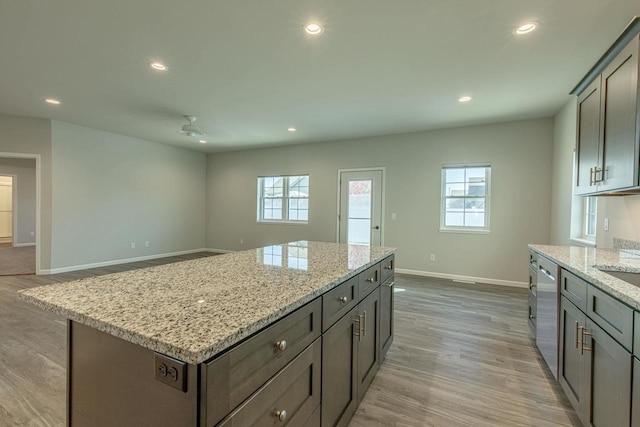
[145,241,150,248]
[430,254,436,262]
[391,213,397,220]
[154,353,186,392]
[130,242,136,249]
[604,218,609,231]
[240,238,244,245]
[29,231,35,237]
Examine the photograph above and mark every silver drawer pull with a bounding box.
[366,277,375,283]
[384,265,393,270]
[386,281,394,288]
[338,296,348,303]
[275,340,287,352]
[275,409,287,422]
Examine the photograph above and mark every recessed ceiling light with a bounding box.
[514,22,539,35]
[304,22,323,35]
[199,139,207,144]
[288,127,297,132]
[149,62,168,71]
[458,96,472,103]
[44,98,61,105]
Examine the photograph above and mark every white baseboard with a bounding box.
[395,268,527,289]
[206,248,236,254]
[41,248,211,275]
[14,242,36,247]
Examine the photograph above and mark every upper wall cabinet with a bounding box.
[573,17,640,196]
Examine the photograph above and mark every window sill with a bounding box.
[257,220,308,226]
[569,237,596,248]
[439,228,491,235]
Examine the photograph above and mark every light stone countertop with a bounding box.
[529,244,640,310]
[19,241,396,364]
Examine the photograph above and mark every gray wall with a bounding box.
[50,121,207,270]
[206,118,554,284]
[550,99,577,245]
[0,113,52,270]
[0,158,36,245]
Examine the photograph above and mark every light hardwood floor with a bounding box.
[0,258,580,426]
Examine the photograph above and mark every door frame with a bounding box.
[0,152,41,275]
[335,167,386,245]
[0,173,18,247]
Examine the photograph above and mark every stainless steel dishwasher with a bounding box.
[536,255,559,379]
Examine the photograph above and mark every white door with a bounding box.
[339,170,383,245]
[0,176,13,240]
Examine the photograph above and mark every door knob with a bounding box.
[371,225,380,230]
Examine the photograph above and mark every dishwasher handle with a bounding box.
[539,265,556,282]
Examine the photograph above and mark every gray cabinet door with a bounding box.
[575,77,602,195]
[598,35,639,193]
[357,287,380,402]
[321,307,359,427]
[379,276,394,361]
[584,318,632,427]
[559,297,587,420]
[632,357,640,427]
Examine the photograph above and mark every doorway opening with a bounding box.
[0,176,14,247]
[337,168,385,246]
[0,153,40,275]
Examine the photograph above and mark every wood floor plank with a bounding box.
[0,259,579,426]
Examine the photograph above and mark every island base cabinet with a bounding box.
[357,288,381,402]
[632,358,640,427]
[584,318,632,427]
[321,307,359,427]
[68,321,199,427]
[379,275,394,361]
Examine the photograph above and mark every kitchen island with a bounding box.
[19,241,396,427]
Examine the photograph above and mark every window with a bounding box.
[440,165,491,232]
[584,196,597,238]
[257,175,309,222]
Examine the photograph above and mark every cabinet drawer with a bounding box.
[587,284,633,351]
[218,338,321,427]
[529,251,538,271]
[560,269,588,312]
[358,264,381,300]
[202,298,321,427]
[634,312,640,357]
[322,276,358,332]
[380,255,394,283]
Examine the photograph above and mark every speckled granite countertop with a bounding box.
[18,241,395,364]
[529,244,640,310]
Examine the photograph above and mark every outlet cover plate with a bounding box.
[154,353,187,392]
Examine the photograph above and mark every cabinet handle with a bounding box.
[589,167,594,186]
[539,266,555,282]
[384,265,393,270]
[366,277,375,283]
[386,281,394,288]
[574,322,579,349]
[275,409,287,422]
[362,311,367,337]
[338,296,348,303]
[275,340,287,352]
[529,313,535,320]
[581,328,592,354]
[354,316,362,341]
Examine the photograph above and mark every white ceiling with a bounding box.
[0,1,638,153]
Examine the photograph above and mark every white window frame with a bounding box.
[257,175,309,224]
[439,164,491,234]
[584,197,597,238]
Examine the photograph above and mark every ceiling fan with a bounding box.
[177,115,205,138]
